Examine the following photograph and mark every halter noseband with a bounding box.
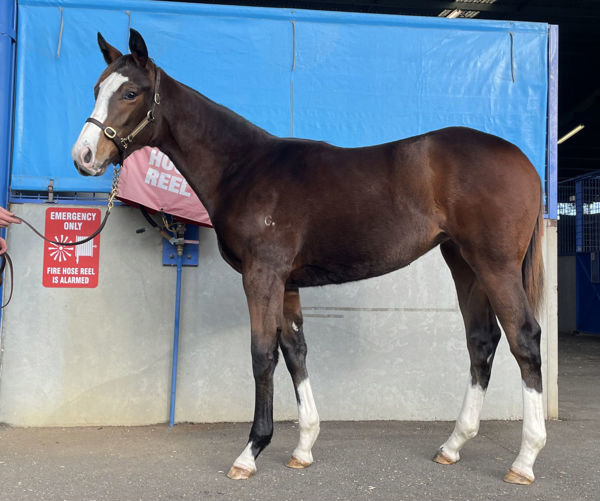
[86,67,161,163]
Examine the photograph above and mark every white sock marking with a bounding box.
[292,378,320,464]
[440,383,486,462]
[233,441,256,472]
[72,72,129,164]
[511,381,546,480]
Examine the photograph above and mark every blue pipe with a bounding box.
[169,250,183,427]
[0,0,17,326]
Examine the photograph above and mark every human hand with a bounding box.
[0,207,20,228]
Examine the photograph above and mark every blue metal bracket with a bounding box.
[162,225,199,266]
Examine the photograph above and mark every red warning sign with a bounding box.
[42,208,101,288]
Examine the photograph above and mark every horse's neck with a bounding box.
[154,73,271,215]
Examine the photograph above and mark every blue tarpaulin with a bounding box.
[1,0,16,204]
[12,0,549,193]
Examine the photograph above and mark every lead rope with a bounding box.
[0,252,13,309]
[15,164,121,246]
[0,166,121,309]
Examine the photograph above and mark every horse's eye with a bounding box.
[123,90,137,101]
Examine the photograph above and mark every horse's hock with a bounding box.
[0,204,557,425]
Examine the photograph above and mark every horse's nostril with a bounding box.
[83,149,92,164]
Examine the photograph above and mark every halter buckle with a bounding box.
[104,126,117,139]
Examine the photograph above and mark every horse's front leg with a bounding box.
[227,267,286,480]
[280,287,320,469]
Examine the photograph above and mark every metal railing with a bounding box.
[558,172,600,256]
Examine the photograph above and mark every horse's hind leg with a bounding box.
[434,241,502,465]
[474,266,546,485]
[279,287,320,469]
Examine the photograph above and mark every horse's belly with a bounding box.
[288,263,403,287]
[288,226,444,288]
[288,251,419,288]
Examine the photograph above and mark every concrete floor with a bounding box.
[0,333,599,501]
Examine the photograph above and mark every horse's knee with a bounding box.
[288,317,304,338]
[251,339,279,378]
[280,320,307,364]
[285,331,307,358]
[282,308,305,339]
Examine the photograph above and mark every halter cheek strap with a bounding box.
[86,67,161,161]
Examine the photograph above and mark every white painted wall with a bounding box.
[0,204,557,426]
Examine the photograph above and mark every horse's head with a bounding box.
[72,29,158,176]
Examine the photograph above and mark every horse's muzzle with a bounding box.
[74,160,91,176]
[72,143,109,177]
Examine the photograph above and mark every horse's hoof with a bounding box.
[503,468,534,485]
[226,465,255,480]
[432,449,457,465]
[286,456,312,469]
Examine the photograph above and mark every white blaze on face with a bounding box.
[71,72,129,165]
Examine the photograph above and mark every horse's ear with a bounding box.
[97,33,122,65]
[129,29,148,68]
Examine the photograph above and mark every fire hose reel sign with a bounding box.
[42,208,101,288]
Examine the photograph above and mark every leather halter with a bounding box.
[85,67,161,163]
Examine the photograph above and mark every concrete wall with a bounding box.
[0,204,558,426]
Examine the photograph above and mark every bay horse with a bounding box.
[72,29,546,485]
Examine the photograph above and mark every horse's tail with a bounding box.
[522,198,545,317]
